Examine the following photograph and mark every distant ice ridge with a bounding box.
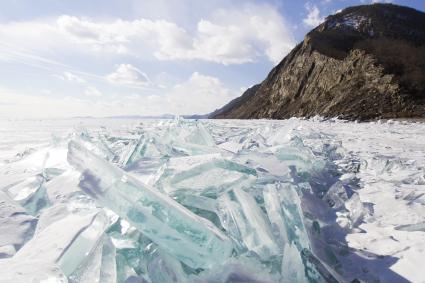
[0,117,424,283]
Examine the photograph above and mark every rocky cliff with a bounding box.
[211,4,425,120]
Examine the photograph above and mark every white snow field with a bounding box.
[0,117,424,283]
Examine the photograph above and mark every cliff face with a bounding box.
[211,4,425,120]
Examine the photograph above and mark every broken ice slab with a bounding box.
[147,249,189,283]
[395,221,425,232]
[73,129,116,162]
[124,157,166,186]
[232,151,292,177]
[184,122,215,147]
[189,256,279,283]
[280,243,308,283]
[270,136,325,173]
[68,234,104,283]
[217,187,278,260]
[13,210,108,276]
[0,190,37,257]
[100,237,118,283]
[68,140,233,269]
[344,192,372,229]
[157,153,257,196]
[264,183,310,252]
[68,236,117,283]
[173,194,217,213]
[5,174,50,215]
[126,133,173,164]
[44,170,85,205]
[323,181,352,210]
[263,184,289,246]
[0,259,68,283]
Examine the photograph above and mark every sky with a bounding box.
[0,0,424,118]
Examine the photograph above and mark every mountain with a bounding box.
[211,4,425,120]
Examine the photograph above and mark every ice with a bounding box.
[5,174,50,215]
[323,181,351,210]
[263,184,289,246]
[14,210,108,276]
[68,235,117,283]
[0,191,37,257]
[67,140,233,269]
[147,250,188,283]
[0,259,68,282]
[280,243,308,283]
[1,118,424,282]
[157,153,257,196]
[217,187,278,260]
[100,237,118,283]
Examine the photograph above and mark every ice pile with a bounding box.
[1,118,424,282]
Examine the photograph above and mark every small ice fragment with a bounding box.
[323,181,351,210]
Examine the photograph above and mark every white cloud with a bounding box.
[84,86,102,97]
[55,71,85,83]
[106,64,150,86]
[163,72,237,114]
[0,72,238,118]
[303,4,324,28]
[0,4,294,65]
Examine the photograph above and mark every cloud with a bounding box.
[0,4,294,65]
[84,86,102,97]
[303,4,324,28]
[163,72,238,114]
[106,64,150,86]
[55,71,85,83]
[0,72,237,118]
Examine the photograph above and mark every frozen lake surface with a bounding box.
[0,118,424,283]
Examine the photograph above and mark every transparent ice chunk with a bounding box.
[13,210,108,276]
[147,250,189,283]
[6,174,50,215]
[157,153,256,196]
[263,184,289,246]
[217,187,278,260]
[0,259,68,283]
[280,243,308,283]
[0,191,37,256]
[68,140,233,269]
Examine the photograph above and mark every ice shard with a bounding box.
[157,153,257,196]
[0,190,37,257]
[0,259,68,283]
[68,235,117,283]
[280,243,308,283]
[5,174,50,215]
[13,210,109,276]
[263,184,289,246]
[217,187,278,260]
[67,140,233,269]
[147,250,189,283]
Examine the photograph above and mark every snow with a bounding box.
[0,117,424,282]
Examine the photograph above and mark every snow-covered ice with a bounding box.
[0,117,424,283]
